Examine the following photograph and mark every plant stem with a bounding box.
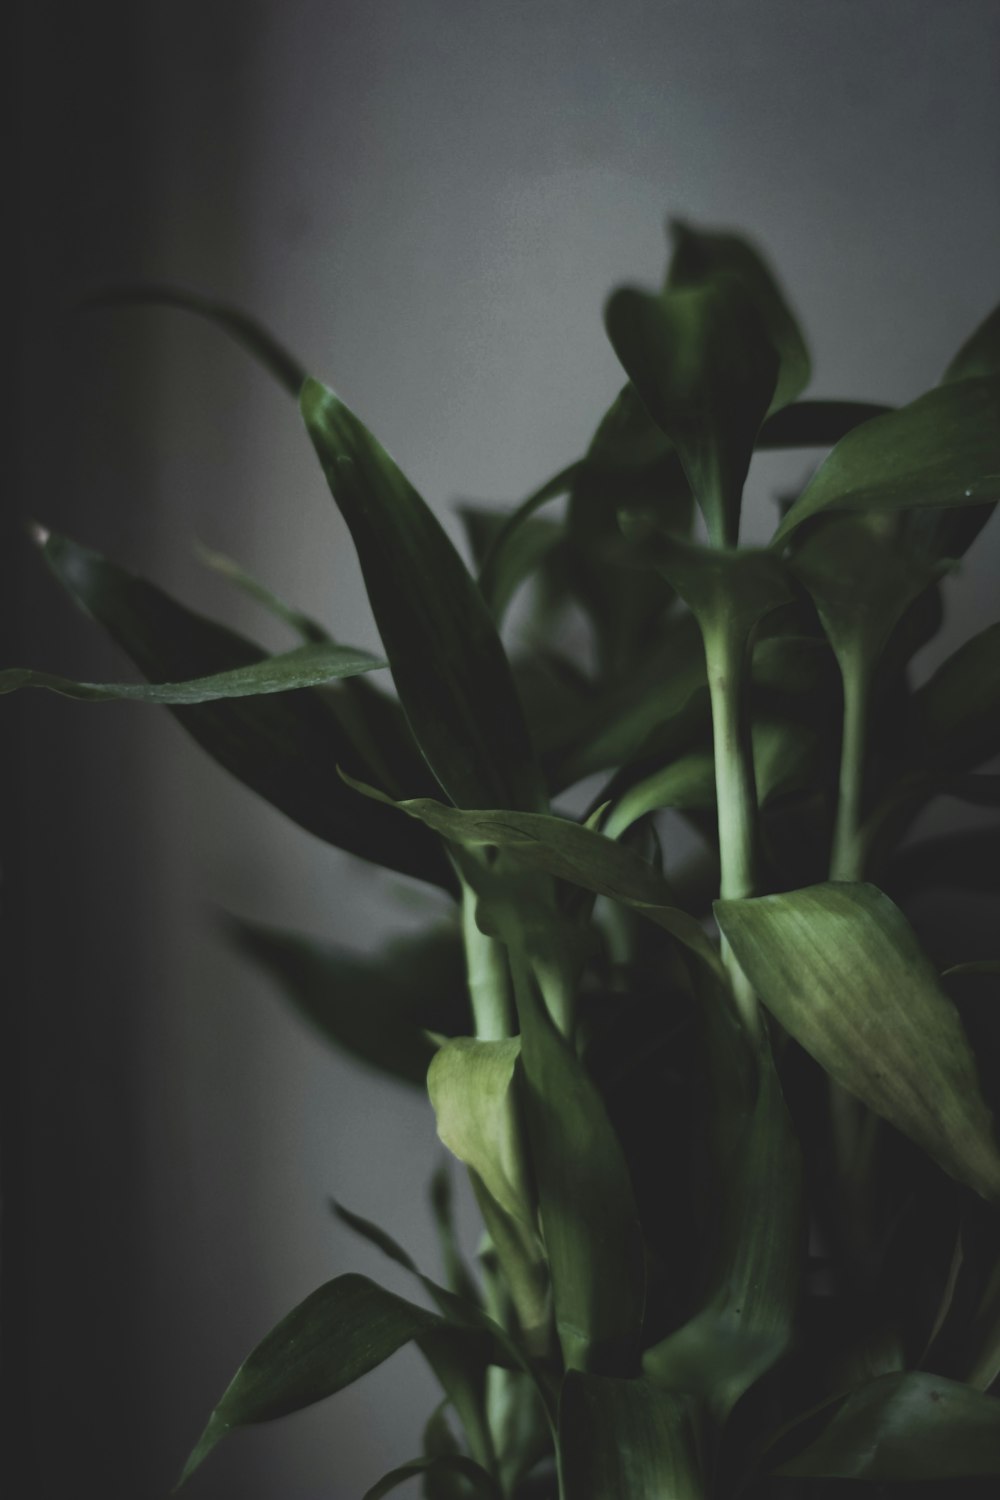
[829,658,869,883]
[706,621,761,1038]
[461,876,514,1040]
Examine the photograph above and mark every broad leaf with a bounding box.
[428,1039,533,1227]
[178,1274,440,1485]
[559,1373,704,1500]
[715,882,1000,1199]
[605,276,779,546]
[301,380,545,812]
[0,639,385,703]
[229,919,468,1085]
[362,1456,500,1500]
[772,1372,1000,1480]
[757,399,891,448]
[667,217,810,411]
[772,376,1000,545]
[36,530,453,888]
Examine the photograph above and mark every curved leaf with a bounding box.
[0,639,384,703]
[178,1274,440,1486]
[772,1372,1000,1480]
[35,530,454,888]
[757,399,891,448]
[559,1373,704,1500]
[301,379,545,812]
[194,540,331,644]
[428,1039,533,1227]
[944,300,1000,384]
[772,376,1000,545]
[715,882,1000,1199]
[605,276,779,546]
[362,1455,500,1500]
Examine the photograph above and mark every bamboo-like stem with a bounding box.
[829,660,870,883]
[706,621,761,1038]
[461,875,514,1040]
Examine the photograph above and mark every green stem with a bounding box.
[705,621,761,1037]
[829,659,870,883]
[461,876,514,1040]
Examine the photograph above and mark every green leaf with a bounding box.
[629,533,793,645]
[910,621,1000,772]
[944,300,1000,383]
[349,787,722,978]
[715,882,1000,1199]
[177,1274,441,1486]
[667,218,810,412]
[602,752,717,839]
[507,950,644,1374]
[362,1456,500,1500]
[35,529,454,888]
[428,1039,533,1227]
[229,919,468,1085]
[89,283,306,396]
[301,379,545,812]
[460,505,564,624]
[0,638,385,703]
[430,1163,484,1310]
[643,1036,801,1419]
[757,399,891,448]
[772,377,1000,545]
[193,539,331,644]
[558,1373,704,1500]
[885,829,1000,898]
[772,1372,1000,1480]
[605,276,779,546]
[472,461,580,616]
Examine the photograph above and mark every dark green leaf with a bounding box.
[473,461,580,616]
[884,829,1000,898]
[229,918,468,1085]
[178,1274,440,1486]
[944,300,1000,383]
[362,1456,500,1500]
[910,622,1000,772]
[772,377,1000,545]
[629,533,793,645]
[605,276,779,546]
[715,882,1000,1199]
[667,217,810,411]
[757,399,892,448]
[460,506,564,623]
[559,1373,704,1500]
[89,283,306,396]
[330,1199,419,1274]
[36,530,454,888]
[772,1372,1000,1480]
[0,639,385,703]
[301,380,545,812]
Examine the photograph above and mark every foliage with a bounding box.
[9,220,1000,1497]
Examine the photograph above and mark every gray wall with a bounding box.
[7,3,999,1497]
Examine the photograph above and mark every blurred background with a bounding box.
[6,2,999,1496]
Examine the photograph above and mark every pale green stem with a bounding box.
[461,876,514,1040]
[829,659,870,883]
[705,622,761,1038]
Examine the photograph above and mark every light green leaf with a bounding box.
[362,1456,500,1500]
[715,882,1000,1199]
[0,639,385,704]
[772,1372,1000,1480]
[229,918,468,1085]
[605,276,779,546]
[772,377,1000,545]
[428,1039,533,1227]
[177,1274,440,1486]
[667,217,810,411]
[301,379,545,812]
[33,530,454,888]
[602,753,717,839]
[559,1373,704,1500]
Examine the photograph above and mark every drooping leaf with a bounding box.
[36,530,454,888]
[343,782,722,978]
[910,621,1000,772]
[193,539,331,644]
[605,275,779,546]
[427,1039,533,1227]
[667,217,810,411]
[558,1373,704,1500]
[0,638,385,703]
[715,882,1000,1199]
[507,949,644,1375]
[301,380,545,812]
[771,1372,1000,1480]
[178,1274,441,1486]
[772,377,1000,545]
[944,299,1000,383]
[362,1455,501,1500]
[229,918,468,1085]
[89,283,307,396]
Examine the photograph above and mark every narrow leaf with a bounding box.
[715,882,1000,1199]
[559,1373,704,1500]
[301,379,545,811]
[362,1456,500,1500]
[194,539,331,644]
[772,377,1000,545]
[944,300,1000,383]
